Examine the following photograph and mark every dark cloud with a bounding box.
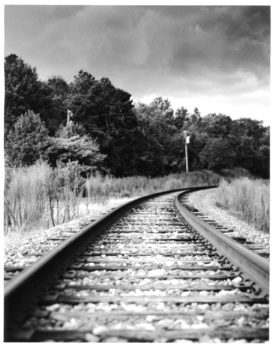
[197,6,270,41]
[4,5,270,121]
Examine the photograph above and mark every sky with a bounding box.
[4,3,271,123]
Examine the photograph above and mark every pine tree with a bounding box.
[5,54,43,138]
[5,110,49,166]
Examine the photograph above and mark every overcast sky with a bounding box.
[5,5,270,123]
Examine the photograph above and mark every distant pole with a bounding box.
[183,131,190,173]
[185,142,189,173]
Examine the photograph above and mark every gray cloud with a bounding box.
[4,5,270,121]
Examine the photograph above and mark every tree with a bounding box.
[184,113,233,171]
[256,145,270,178]
[69,70,96,95]
[46,119,106,174]
[231,118,266,140]
[133,102,165,175]
[4,54,66,137]
[47,76,69,99]
[230,119,269,178]
[47,135,106,172]
[43,76,70,134]
[5,110,49,166]
[199,138,236,171]
[65,73,140,176]
[187,133,208,170]
[150,97,173,115]
[174,107,189,129]
[195,113,232,137]
[5,54,270,178]
[5,54,43,138]
[134,98,182,175]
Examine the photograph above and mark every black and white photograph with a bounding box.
[3,0,271,344]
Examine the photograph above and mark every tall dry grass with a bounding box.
[84,169,220,201]
[4,161,52,232]
[4,161,85,234]
[4,160,220,235]
[47,161,86,226]
[215,177,269,232]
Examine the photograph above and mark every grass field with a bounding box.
[215,177,269,232]
[6,160,265,236]
[4,160,220,235]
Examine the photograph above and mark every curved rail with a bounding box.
[4,185,213,340]
[175,191,269,295]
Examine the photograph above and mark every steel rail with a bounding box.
[4,185,213,341]
[175,190,269,295]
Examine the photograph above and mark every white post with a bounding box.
[185,142,189,173]
[183,132,190,173]
[67,110,73,126]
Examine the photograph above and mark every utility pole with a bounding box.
[183,131,190,173]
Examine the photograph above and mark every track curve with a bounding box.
[5,187,269,342]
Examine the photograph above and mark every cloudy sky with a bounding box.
[5,4,270,123]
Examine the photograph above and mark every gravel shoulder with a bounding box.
[4,198,134,273]
[187,188,269,251]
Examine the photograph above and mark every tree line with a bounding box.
[4,54,270,178]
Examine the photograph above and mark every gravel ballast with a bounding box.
[4,198,133,281]
[187,189,269,256]
[5,189,269,282]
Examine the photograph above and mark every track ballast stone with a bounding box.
[8,193,269,343]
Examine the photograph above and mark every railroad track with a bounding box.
[4,187,269,342]
[179,191,270,259]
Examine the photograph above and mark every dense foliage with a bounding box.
[5,110,49,167]
[4,54,270,178]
